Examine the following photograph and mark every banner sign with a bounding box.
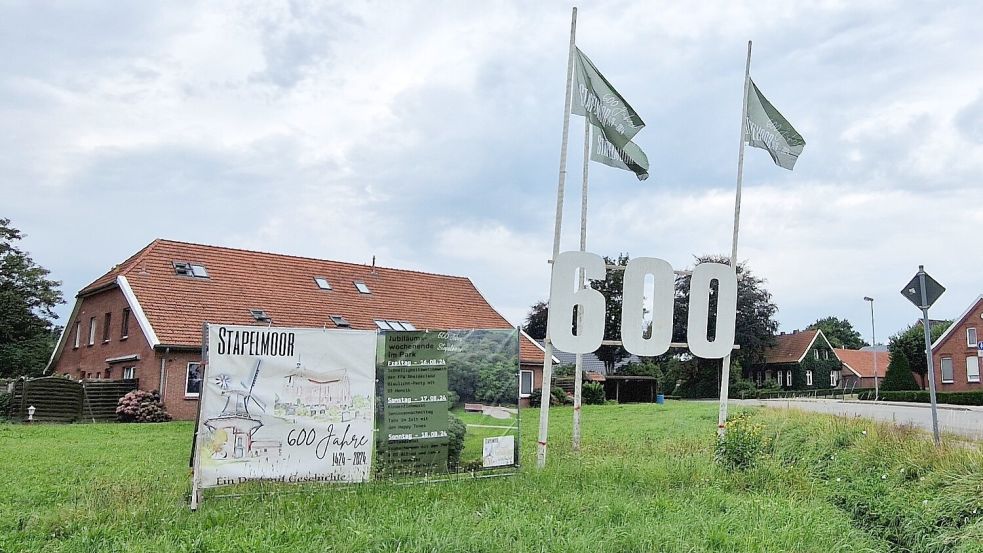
[193,325,377,489]
[375,329,520,477]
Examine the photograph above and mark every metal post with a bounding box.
[864,296,878,399]
[918,267,941,446]
[717,40,752,438]
[572,115,590,452]
[537,6,577,469]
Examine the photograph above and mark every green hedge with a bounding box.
[858,390,983,405]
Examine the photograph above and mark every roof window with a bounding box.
[250,309,271,322]
[374,319,417,331]
[354,281,371,294]
[314,277,332,290]
[174,261,208,278]
[330,315,350,328]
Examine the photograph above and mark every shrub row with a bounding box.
[858,389,983,405]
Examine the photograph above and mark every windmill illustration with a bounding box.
[205,359,281,460]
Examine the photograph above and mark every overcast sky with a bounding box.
[4,1,982,343]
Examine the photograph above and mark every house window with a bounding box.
[88,317,97,346]
[374,320,392,330]
[330,315,350,327]
[786,371,792,387]
[186,363,203,397]
[354,281,371,294]
[814,350,820,360]
[941,357,953,383]
[967,356,980,383]
[775,371,783,387]
[520,370,534,397]
[314,277,332,290]
[399,321,416,330]
[123,366,136,380]
[830,371,838,387]
[823,350,829,360]
[73,321,81,348]
[968,328,978,347]
[806,370,813,386]
[121,308,130,338]
[102,313,112,342]
[250,309,271,322]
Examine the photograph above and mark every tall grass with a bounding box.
[0,402,979,552]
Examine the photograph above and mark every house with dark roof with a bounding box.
[930,295,983,392]
[46,239,553,419]
[752,329,843,389]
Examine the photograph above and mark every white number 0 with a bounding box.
[547,251,737,359]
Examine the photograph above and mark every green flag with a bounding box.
[745,78,805,170]
[572,47,649,180]
[591,125,649,181]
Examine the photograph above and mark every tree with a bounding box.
[888,321,952,388]
[807,316,868,349]
[522,301,548,340]
[880,351,919,391]
[672,256,778,397]
[0,218,64,377]
[592,253,629,372]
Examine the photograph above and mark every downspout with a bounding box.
[159,347,170,400]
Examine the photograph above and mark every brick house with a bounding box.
[752,329,843,389]
[929,295,983,392]
[833,348,890,390]
[46,239,552,419]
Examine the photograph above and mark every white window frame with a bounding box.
[806,370,813,386]
[830,371,838,387]
[519,370,534,398]
[941,357,954,384]
[73,321,81,348]
[814,350,820,360]
[968,327,978,347]
[88,317,97,346]
[786,371,792,387]
[123,366,136,380]
[314,277,332,290]
[967,356,980,383]
[185,362,203,397]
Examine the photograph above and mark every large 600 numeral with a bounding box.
[547,251,737,359]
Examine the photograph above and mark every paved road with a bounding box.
[733,398,983,441]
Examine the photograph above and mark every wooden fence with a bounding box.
[7,377,138,423]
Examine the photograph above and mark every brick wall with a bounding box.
[932,299,983,393]
[53,287,157,387]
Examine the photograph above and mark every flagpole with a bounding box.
[572,118,590,452]
[537,6,577,469]
[717,40,752,438]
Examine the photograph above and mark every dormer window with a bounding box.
[374,319,417,331]
[314,277,332,290]
[354,281,371,294]
[250,309,271,322]
[330,315,350,328]
[174,261,208,278]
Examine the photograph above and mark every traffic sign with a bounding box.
[901,268,945,309]
[978,340,983,351]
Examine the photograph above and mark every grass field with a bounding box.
[1,402,981,552]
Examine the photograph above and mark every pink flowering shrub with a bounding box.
[116,390,172,423]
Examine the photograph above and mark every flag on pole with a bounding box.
[591,126,649,180]
[745,78,805,170]
[572,47,650,180]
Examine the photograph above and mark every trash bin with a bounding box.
[656,394,665,404]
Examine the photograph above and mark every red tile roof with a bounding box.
[833,349,890,378]
[763,330,821,364]
[81,239,545,364]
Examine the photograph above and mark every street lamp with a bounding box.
[864,296,878,400]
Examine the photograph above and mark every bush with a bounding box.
[858,390,983,406]
[582,382,606,405]
[447,413,466,470]
[715,411,769,470]
[116,390,172,422]
[881,353,919,391]
[551,387,571,405]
